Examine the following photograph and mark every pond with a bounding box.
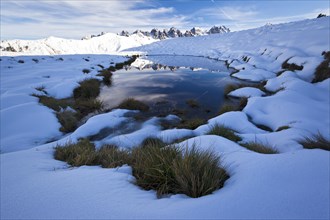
[99,55,241,122]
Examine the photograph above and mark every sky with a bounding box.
[1,0,329,40]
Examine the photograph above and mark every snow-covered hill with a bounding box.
[0,33,157,56]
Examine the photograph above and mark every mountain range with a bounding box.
[84,26,230,40]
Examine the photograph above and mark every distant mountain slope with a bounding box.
[0,33,157,56]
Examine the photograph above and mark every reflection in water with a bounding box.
[99,55,240,120]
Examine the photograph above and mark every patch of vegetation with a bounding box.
[18,60,24,63]
[255,124,273,132]
[54,139,97,166]
[177,118,206,130]
[117,98,149,112]
[312,51,330,83]
[131,144,181,196]
[95,145,132,168]
[218,104,238,115]
[74,98,103,115]
[97,69,113,86]
[55,139,229,198]
[240,142,278,154]
[82,69,91,74]
[276,125,290,132]
[207,124,242,142]
[281,58,303,71]
[172,108,188,116]
[186,99,200,108]
[97,64,104,69]
[173,146,229,198]
[73,78,101,100]
[32,58,39,63]
[299,132,330,151]
[56,110,79,133]
[242,55,250,62]
[141,137,166,148]
[171,136,195,144]
[33,95,71,112]
[56,57,64,61]
[35,85,48,95]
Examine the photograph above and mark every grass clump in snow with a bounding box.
[141,137,166,148]
[33,95,71,112]
[131,143,229,198]
[281,58,303,71]
[56,110,79,133]
[218,97,248,115]
[54,139,97,167]
[275,125,290,132]
[82,69,91,74]
[117,98,149,112]
[173,145,229,198]
[131,144,180,196]
[240,141,278,154]
[74,98,103,115]
[186,99,200,108]
[299,132,330,151]
[95,145,132,168]
[312,51,330,83]
[177,118,206,130]
[97,69,113,86]
[73,78,101,100]
[207,124,242,142]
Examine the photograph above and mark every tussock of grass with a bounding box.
[73,78,101,100]
[54,139,97,166]
[74,99,103,115]
[207,124,242,142]
[255,124,273,132]
[240,142,278,154]
[141,137,166,148]
[95,145,131,168]
[218,104,238,115]
[299,133,330,151]
[97,69,113,86]
[173,146,229,198]
[34,95,71,112]
[312,51,330,83]
[186,99,200,108]
[282,58,303,71]
[18,60,24,63]
[117,98,149,112]
[55,138,229,198]
[131,144,180,196]
[82,69,91,74]
[276,125,290,132]
[177,118,205,130]
[56,110,79,133]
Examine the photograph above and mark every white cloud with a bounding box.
[1,0,187,39]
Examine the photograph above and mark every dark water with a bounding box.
[99,55,240,120]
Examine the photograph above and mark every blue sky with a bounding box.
[1,0,329,40]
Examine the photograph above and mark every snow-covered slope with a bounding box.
[0,33,157,56]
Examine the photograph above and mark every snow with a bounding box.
[1,17,329,219]
[0,33,157,56]
[228,87,265,98]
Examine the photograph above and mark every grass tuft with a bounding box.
[131,144,181,196]
[177,118,206,130]
[73,78,101,100]
[281,59,303,71]
[82,69,91,74]
[240,141,278,154]
[207,124,242,142]
[299,133,330,151]
[95,145,132,168]
[173,145,229,198]
[54,139,97,166]
[218,104,238,115]
[117,98,149,112]
[97,69,113,86]
[312,51,330,83]
[276,125,290,132]
[141,137,166,148]
[56,110,79,133]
